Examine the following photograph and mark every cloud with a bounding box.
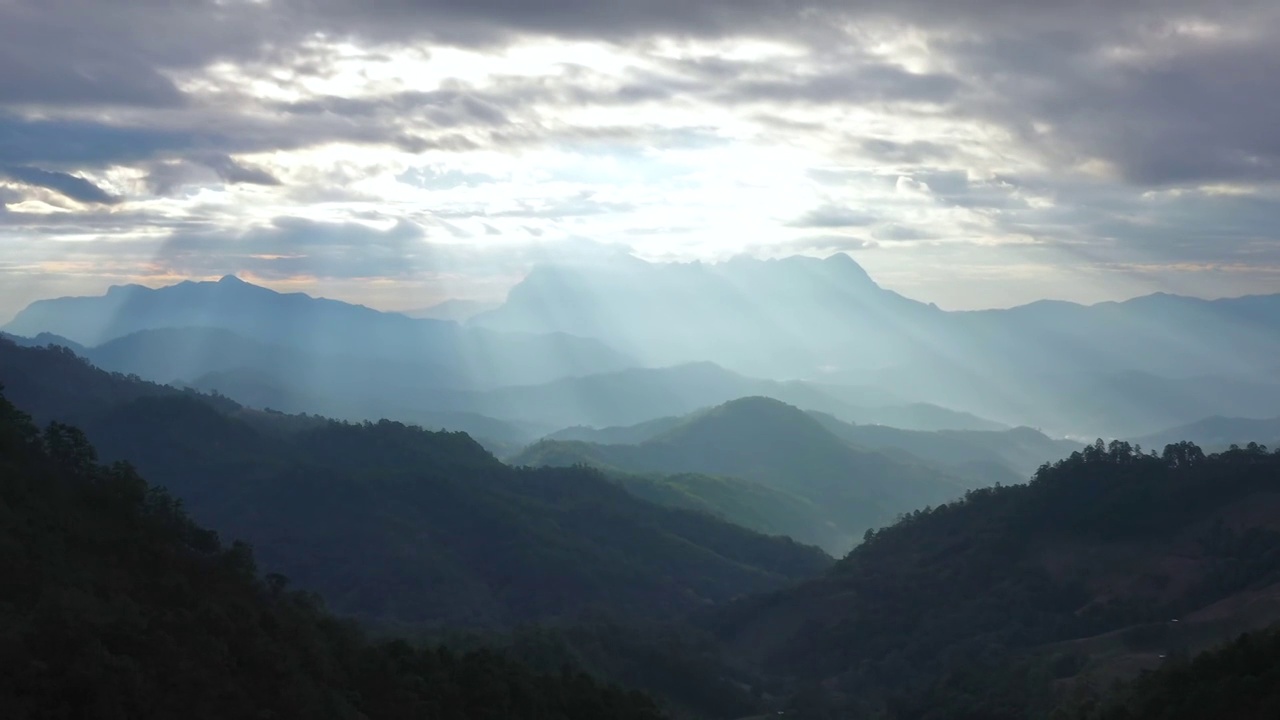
[202,155,282,187]
[788,204,879,228]
[788,235,880,253]
[150,217,429,280]
[141,216,638,281]
[146,155,281,195]
[0,186,22,207]
[859,139,955,164]
[2,0,1280,312]
[0,114,213,167]
[0,165,120,204]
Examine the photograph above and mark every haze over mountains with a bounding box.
[7,254,1280,442]
[8,335,1280,719]
[10,0,1280,713]
[473,254,1280,437]
[513,396,975,553]
[5,274,632,390]
[7,252,1280,719]
[0,339,829,629]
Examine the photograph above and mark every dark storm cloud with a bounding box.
[0,166,120,204]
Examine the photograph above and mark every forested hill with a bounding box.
[0,338,830,629]
[1063,625,1280,720]
[711,439,1280,718]
[514,396,968,554]
[0,389,665,720]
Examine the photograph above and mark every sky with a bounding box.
[2,0,1280,319]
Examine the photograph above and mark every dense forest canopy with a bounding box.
[0,339,831,630]
[713,439,1280,718]
[5,336,1280,719]
[0,387,667,720]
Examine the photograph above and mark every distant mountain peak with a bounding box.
[717,395,797,413]
[656,395,832,446]
[218,274,247,285]
[105,283,147,296]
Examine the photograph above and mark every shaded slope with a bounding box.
[0,339,831,628]
[1065,625,1280,720]
[807,411,1079,480]
[514,397,969,554]
[710,440,1280,718]
[0,389,665,720]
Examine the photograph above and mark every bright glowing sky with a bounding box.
[2,0,1279,319]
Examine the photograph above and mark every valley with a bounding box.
[4,255,1280,719]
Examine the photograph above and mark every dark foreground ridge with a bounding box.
[0,387,665,720]
[712,439,1280,718]
[0,338,831,630]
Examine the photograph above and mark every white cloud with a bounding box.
[1,0,1279,313]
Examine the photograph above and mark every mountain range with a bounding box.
[473,254,1280,436]
[545,406,1076,482]
[0,338,830,628]
[7,311,1280,718]
[12,256,1280,439]
[1134,415,1280,452]
[3,275,632,390]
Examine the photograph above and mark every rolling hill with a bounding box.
[1134,415,1280,452]
[709,439,1280,718]
[0,387,670,720]
[513,397,971,554]
[0,338,831,629]
[544,406,1074,485]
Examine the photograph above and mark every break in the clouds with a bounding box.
[2,0,1279,318]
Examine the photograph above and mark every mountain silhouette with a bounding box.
[4,275,632,389]
[473,253,1280,435]
[0,337,830,628]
